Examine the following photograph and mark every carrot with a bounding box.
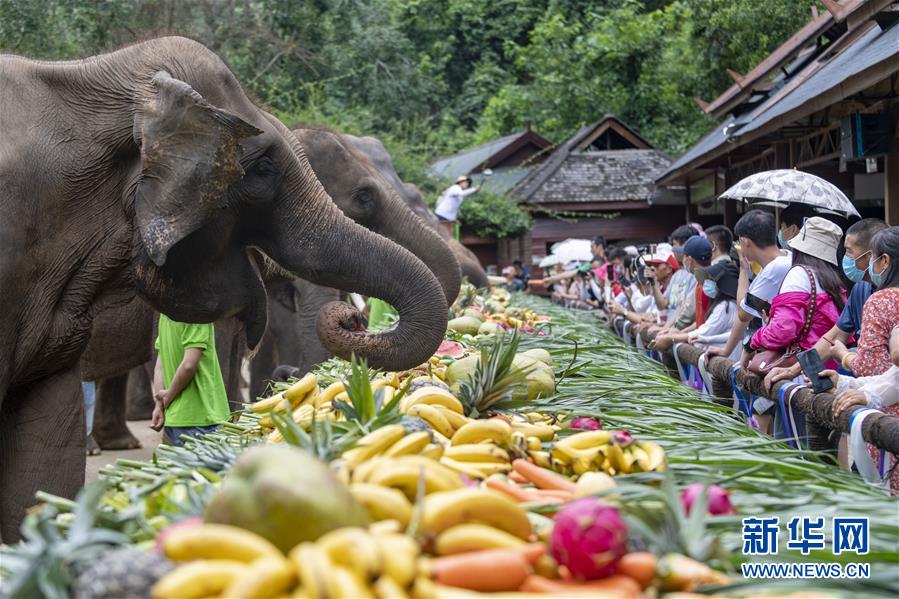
[616,552,657,589]
[508,471,529,484]
[512,459,577,493]
[532,489,575,501]
[486,478,541,503]
[429,549,530,592]
[520,574,640,597]
[519,542,547,565]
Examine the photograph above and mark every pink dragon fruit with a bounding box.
[680,483,736,516]
[612,430,634,447]
[571,417,602,431]
[550,498,629,580]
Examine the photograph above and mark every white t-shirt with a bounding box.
[435,184,478,221]
[695,300,741,360]
[779,265,821,294]
[740,254,792,318]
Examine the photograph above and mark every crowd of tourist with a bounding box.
[531,213,899,491]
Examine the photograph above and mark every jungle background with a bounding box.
[1,0,820,236]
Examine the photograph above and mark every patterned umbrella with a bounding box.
[719,169,859,218]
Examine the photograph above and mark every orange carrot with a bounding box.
[486,478,541,503]
[430,549,530,592]
[512,459,577,493]
[616,552,657,589]
[532,489,575,501]
[520,574,640,597]
[508,471,529,484]
[519,542,547,565]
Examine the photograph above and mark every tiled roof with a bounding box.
[429,131,525,180]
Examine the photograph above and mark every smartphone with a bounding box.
[745,292,771,315]
[797,349,833,393]
[606,264,615,279]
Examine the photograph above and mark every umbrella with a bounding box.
[549,239,594,264]
[538,254,564,268]
[719,169,859,218]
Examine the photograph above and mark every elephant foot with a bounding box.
[94,428,142,450]
[86,435,102,456]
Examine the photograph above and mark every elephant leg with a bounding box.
[126,362,154,421]
[0,366,85,542]
[92,374,141,450]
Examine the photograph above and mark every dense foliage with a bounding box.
[1,0,818,236]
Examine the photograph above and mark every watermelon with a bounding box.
[436,340,465,358]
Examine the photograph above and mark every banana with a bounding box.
[511,422,556,442]
[406,404,455,438]
[420,443,445,460]
[343,425,407,468]
[267,428,284,444]
[430,430,452,448]
[258,398,292,427]
[638,441,666,472]
[383,431,431,458]
[444,444,510,463]
[317,527,383,582]
[629,445,650,472]
[551,444,601,476]
[379,385,396,407]
[291,403,315,425]
[373,533,419,588]
[450,419,512,446]
[434,523,526,555]
[351,457,386,483]
[284,373,318,403]
[368,457,463,499]
[509,431,528,452]
[162,523,282,562]
[556,430,612,450]
[330,566,374,598]
[439,456,490,480]
[151,560,246,599]
[420,488,532,539]
[374,574,409,599]
[221,556,296,599]
[527,450,552,469]
[251,392,287,414]
[433,405,470,431]
[302,384,322,408]
[349,483,413,527]
[289,543,336,599]
[401,388,464,414]
[369,519,403,536]
[526,436,543,452]
[318,381,345,406]
[605,443,633,475]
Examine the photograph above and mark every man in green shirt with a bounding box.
[151,315,230,446]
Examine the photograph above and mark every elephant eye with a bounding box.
[355,189,375,209]
[250,155,277,176]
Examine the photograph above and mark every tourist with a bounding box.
[152,315,230,447]
[435,175,480,236]
[705,225,735,266]
[777,203,818,249]
[651,236,712,350]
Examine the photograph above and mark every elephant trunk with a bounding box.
[266,182,448,372]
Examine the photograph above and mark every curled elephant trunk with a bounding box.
[386,207,461,306]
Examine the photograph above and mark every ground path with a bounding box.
[85,421,160,482]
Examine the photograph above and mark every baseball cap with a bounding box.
[455,175,471,184]
[645,248,679,270]
[682,236,712,262]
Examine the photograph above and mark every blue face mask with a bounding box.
[868,255,887,288]
[841,252,870,284]
[777,229,789,250]
[702,279,718,299]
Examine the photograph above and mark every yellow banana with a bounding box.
[258,398,292,428]
[288,543,335,599]
[433,405,470,432]
[369,519,403,536]
[284,373,318,403]
[605,443,633,475]
[291,403,315,425]
[342,425,407,468]
[151,560,246,599]
[420,443,445,460]
[379,385,395,407]
[420,488,532,539]
[450,419,512,446]
[638,441,666,472]
[373,533,419,588]
[318,381,345,406]
[221,556,296,599]
[434,523,525,555]
[430,430,452,448]
[251,392,287,414]
[551,444,601,476]
[629,445,650,472]
[162,523,282,562]
[374,574,409,599]
[439,456,490,480]
[368,457,463,499]
[406,404,455,438]
[331,566,374,598]
[509,431,528,452]
[349,483,413,527]
[317,527,383,582]
[511,422,556,442]
[383,431,431,458]
[527,450,552,469]
[351,457,385,483]
[267,428,284,444]
[301,384,321,408]
[526,436,543,452]
[401,388,464,414]
[444,443,510,463]
[556,430,612,450]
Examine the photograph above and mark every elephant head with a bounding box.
[127,38,447,370]
[291,128,461,305]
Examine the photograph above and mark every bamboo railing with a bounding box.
[609,316,899,455]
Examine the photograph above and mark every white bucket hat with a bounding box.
[787,216,843,265]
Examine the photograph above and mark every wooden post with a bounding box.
[685,176,695,222]
[886,149,899,225]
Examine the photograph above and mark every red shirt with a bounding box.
[695,285,711,326]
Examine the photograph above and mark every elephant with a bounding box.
[342,135,490,288]
[0,37,449,540]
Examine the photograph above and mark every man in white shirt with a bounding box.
[435,175,480,236]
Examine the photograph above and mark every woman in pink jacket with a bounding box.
[749,217,846,442]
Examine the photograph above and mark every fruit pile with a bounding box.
[448,285,549,336]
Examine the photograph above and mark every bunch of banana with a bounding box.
[351,455,464,500]
[419,488,532,541]
[339,425,446,473]
[399,387,470,439]
[548,430,667,477]
[252,372,319,429]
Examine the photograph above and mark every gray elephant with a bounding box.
[0,37,449,540]
[343,135,490,288]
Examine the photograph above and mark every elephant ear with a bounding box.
[134,71,262,266]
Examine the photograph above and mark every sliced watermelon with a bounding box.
[436,339,465,358]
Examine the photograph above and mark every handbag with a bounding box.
[746,266,817,376]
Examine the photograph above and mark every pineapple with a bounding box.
[456,332,533,417]
[73,547,173,599]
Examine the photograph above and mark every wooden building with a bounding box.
[656,0,899,227]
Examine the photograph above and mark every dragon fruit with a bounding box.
[680,483,736,516]
[550,498,629,580]
[612,430,634,447]
[571,417,602,431]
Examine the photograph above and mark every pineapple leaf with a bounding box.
[271,409,312,449]
[343,354,375,423]
[457,332,534,417]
